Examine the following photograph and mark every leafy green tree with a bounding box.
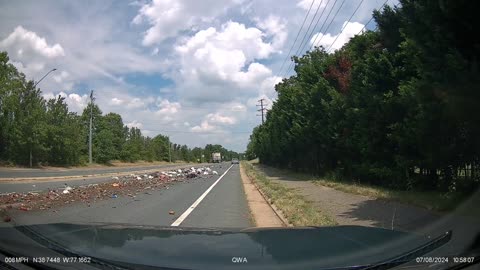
[94,129,116,163]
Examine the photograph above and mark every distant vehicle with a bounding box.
[231,158,239,164]
[212,152,221,163]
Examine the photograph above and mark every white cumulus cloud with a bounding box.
[126,120,143,129]
[310,21,365,52]
[255,15,288,50]
[0,26,65,59]
[43,91,89,113]
[297,0,327,11]
[191,120,217,132]
[132,0,240,46]
[172,21,280,103]
[155,98,181,115]
[207,113,236,125]
[110,98,124,106]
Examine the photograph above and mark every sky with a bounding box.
[0,0,397,152]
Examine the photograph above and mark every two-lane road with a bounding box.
[5,163,253,228]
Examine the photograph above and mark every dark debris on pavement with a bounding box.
[0,166,217,216]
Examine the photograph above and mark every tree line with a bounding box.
[246,0,479,193]
[0,52,239,166]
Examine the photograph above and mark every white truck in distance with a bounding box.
[212,152,221,163]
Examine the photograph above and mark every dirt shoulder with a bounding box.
[239,163,285,227]
[244,162,480,255]
[242,162,336,227]
[254,164,444,231]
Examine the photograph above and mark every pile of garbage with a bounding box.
[162,166,218,179]
[0,166,218,214]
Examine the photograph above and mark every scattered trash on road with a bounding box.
[3,216,11,222]
[169,210,175,215]
[0,165,219,212]
[63,186,73,194]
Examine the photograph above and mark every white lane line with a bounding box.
[171,164,234,227]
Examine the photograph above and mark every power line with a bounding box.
[325,0,365,53]
[306,0,335,52]
[256,98,267,124]
[284,0,337,77]
[283,0,389,78]
[310,0,346,51]
[308,0,340,52]
[277,0,316,78]
[282,0,324,78]
[356,0,389,35]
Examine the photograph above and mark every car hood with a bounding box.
[0,223,450,270]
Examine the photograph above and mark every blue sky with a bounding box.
[0,0,396,152]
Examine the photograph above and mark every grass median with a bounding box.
[242,161,337,226]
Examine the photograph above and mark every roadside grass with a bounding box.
[312,178,468,212]
[242,161,337,226]
[256,165,468,212]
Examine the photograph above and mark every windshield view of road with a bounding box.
[0,0,479,269]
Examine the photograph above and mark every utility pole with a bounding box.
[89,90,94,164]
[256,98,267,124]
[168,142,172,163]
[30,68,57,167]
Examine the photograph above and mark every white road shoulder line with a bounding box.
[171,164,234,226]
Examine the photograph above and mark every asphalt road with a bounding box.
[0,163,203,194]
[0,163,192,179]
[6,163,253,228]
[0,175,129,194]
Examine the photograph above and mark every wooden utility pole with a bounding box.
[89,90,94,164]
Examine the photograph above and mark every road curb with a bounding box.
[240,163,292,227]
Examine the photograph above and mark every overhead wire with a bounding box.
[283,0,390,77]
[309,0,343,52]
[281,0,324,78]
[284,0,338,76]
[356,0,389,35]
[324,0,365,53]
[277,0,316,78]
